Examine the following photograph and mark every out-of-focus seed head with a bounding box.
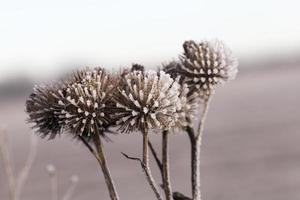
[175,82,199,128]
[59,68,117,138]
[113,70,181,133]
[26,84,66,139]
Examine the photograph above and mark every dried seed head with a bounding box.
[114,70,181,133]
[26,67,118,140]
[60,68,117,138]
[26,84,66,139]
[165,39,238,100]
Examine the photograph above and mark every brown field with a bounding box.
[1,66,300,200]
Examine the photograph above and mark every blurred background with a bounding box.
[0,0,300,199]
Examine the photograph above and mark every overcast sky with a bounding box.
[0,0,299,80]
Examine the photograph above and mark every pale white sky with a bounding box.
[0,0,300,80]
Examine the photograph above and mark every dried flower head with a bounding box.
[113,70,181,133]
[165,40,238,100]
[26,84,65,139]
[26,67,118,140]
[58,68,117,138]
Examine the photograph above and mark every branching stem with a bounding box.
[142,130,163,200]
[190,96,211,200]
[92,133,119,200]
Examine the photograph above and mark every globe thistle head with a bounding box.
[26,84,66,139]
[58,68,117,139]
[164,40,238,100]
[113,70,181,133]
[181,39,238,98]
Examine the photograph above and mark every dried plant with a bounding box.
[115,69,182,200]
[47,164,79,200]
[163,39,238,200]
[62,175,79,200]
[0,128,38,200]
[24,39,238,200]
[0,128,16,200]
[26,67,120,200]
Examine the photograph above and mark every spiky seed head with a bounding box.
[59,68,117,138]
[26,84,66,139]
[113,70,181,133]
[165,39,238,100]
[26,67,118,140]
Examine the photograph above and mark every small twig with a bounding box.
[121,151,163,200]
[62,175,79,200]
[121,152,143,163]
[0,129,16,200]
[15,135,38,200]
[162,130,172,200]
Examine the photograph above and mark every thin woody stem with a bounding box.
[162,130,172,200]
[142,130,163,200]
[0,130,16,200]
[193,96,212,200]
[92,133,119,200]
[15,135,37,200]
[185,124,196,198]
[196,96,211,139]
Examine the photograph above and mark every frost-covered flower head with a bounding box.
[26,67,117,140]
[182,39,238,97]
[26,84,65,139]
[165,39,238,100]
[58,68,117,138]
[114,70,181,133]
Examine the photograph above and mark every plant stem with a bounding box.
[192,96,211,200]
[15,135,37,200]
[92,133,119,200]
[162,130,172,200]
[0,129,16,200]
[142,130,163,200]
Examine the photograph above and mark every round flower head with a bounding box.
[114,70,181,133]
[58,68,117,138]
[26,84,66,139]
[166,40,238,100]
